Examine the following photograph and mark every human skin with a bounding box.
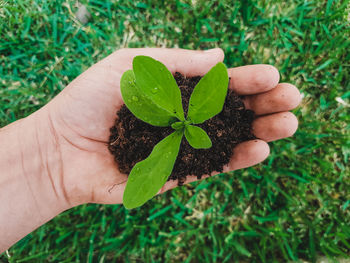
[0,48,301,252]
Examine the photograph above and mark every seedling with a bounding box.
[121,56,229,209]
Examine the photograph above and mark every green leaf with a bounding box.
[133,56,185,121]
[123,131,183,209]
[171,121,185,130]
[187,62,228,124]
[184,125,212,149]
[120,70,177,126]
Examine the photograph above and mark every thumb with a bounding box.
[102,47,225,76]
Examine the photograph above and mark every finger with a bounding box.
[243,83,302,115]
[105,47,225,77]
[228,64,280,95]
[252,112,298,142]
[224,139,270,171]
[160,139,269,193]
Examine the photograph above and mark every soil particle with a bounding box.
[108,72,255,185]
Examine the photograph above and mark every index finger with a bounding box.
[229,64,280,95]
[103,47,225,77]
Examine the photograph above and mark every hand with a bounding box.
[42,48,301,206]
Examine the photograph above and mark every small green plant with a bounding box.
[121,56,229,209]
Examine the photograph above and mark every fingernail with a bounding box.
[204,48,219,53]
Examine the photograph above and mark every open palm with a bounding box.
[45,48,300,207]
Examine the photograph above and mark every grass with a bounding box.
[1,0,349,262]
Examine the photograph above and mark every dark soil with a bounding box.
[108,72,255,185]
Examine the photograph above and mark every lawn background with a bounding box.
[0,0,349,262]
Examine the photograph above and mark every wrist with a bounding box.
[21,109,73,212]
[0,109,72,251]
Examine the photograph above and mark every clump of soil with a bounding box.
[108,72,255,185]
